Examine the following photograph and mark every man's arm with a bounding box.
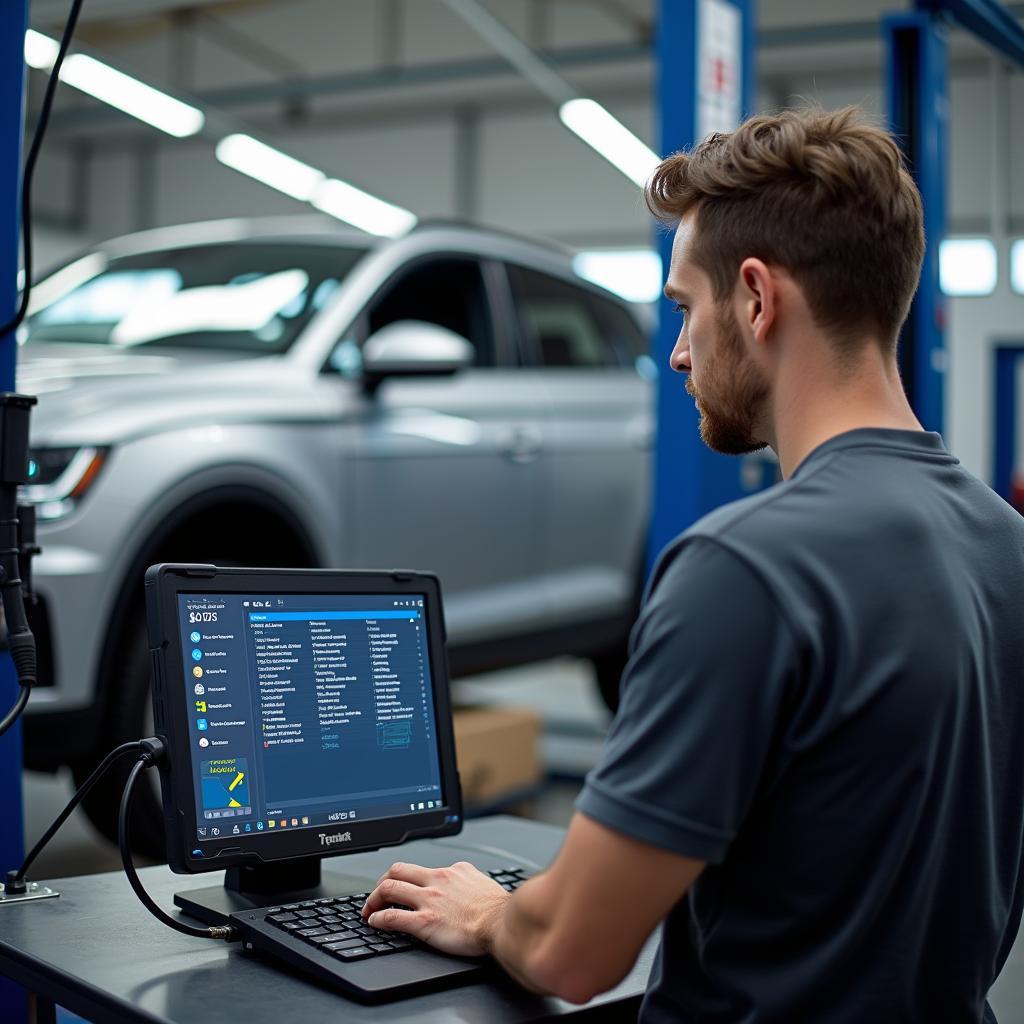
[361,811,703,1003]
[363,538,798,1001]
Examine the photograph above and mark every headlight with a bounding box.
[22,446,108,521]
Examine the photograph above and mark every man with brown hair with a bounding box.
[362,107,1024,1021]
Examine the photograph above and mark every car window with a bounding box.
[23,242,367,353]
[365,256,494,367]
[587,290,648,363]
[506,264,619,368]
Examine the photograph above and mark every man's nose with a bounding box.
[670,338,691,373]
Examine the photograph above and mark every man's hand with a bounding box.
[361,860,510,958]
[361,816,703,1003]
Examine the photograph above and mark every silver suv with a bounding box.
[18,217,653,852]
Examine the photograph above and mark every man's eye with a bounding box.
[672,303,688,321]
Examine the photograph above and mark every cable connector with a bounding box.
[139,736,168,767]
[3,871,26,896]
[5,741,145,894]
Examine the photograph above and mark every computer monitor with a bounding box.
[145,564,463,917]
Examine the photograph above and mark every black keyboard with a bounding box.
[230,867,531,1001]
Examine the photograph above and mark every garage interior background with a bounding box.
[23,0,1024,482]
[9,0,1024,1010]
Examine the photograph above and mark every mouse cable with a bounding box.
[0,0,87,339]
[119,746,235,941]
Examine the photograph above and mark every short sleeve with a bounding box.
[575,536,800,863]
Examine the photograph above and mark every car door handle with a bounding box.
[500,427,543,464]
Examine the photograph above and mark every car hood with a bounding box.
[19,341,348,447]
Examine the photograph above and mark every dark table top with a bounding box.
[0,816,651,1023]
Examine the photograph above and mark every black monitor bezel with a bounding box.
[145,563,463,876]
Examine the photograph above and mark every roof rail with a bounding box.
[408,217,574,257]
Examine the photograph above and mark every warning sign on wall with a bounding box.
[698,0,742,141]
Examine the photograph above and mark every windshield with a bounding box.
[22,241,367,354]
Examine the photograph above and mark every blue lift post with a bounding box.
[0,5,29,1022]
[885,0,1024,435]
[884,12,949,435]
[650,0,756,566]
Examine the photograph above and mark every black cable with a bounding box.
[118,754,234,941]
[0,684,28,740]
[0,477,37,740]
[5,740,143,894]
[0,0,87,339]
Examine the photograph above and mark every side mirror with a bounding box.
[361,320,475,393]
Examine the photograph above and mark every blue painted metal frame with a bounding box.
[993,344,1024,501]
[0,5,28,1021]
[884,12,949,435]
[918,0,1024,66]
[649,0,757,568]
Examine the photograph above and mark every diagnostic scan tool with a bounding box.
[145,564,485,1000]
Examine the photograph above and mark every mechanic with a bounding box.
[362,106,1024,1022]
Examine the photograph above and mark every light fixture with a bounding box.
[24,29,59,70]
[1011,240,1024,296]
[312,179,416,238]
[558,98,660,188]
[573,249,663,304]
[25,30,417,237]
[24,31,204,138]
[938,238,998,297]
[215,134,325,202]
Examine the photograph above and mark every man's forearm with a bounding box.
[484,878,559,996]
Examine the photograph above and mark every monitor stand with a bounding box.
[174,857,379,928]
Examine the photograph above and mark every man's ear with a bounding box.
[738,258,776,348]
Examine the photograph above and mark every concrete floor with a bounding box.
[16,656,1024,1021]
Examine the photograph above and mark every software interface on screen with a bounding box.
[176,592,444,844]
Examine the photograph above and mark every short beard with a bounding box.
[686,307,769,456]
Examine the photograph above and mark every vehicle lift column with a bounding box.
[884,10,949,435]
[1,4,29,1022]
[883,0,1024,437]
[650,0,757,564]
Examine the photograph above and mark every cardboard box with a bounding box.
[453,707,542,809]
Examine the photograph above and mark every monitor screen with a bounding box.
[175,591,445,845]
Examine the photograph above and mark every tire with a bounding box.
[67,492,316,857]
[71,610,167,859]
[73,551,250,859]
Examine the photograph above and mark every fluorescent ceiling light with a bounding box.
[24,29,59,70]
[939,238,997,297]
[24,30,204,137]
[1011,240,1024,296]
[62,54,205,137]
[312,179,416,238]
[559,98,660,188]
[216,134,325,202]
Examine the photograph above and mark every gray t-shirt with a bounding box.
[577,428,1024,1023]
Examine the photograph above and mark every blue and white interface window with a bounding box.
[176,592,444,843]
